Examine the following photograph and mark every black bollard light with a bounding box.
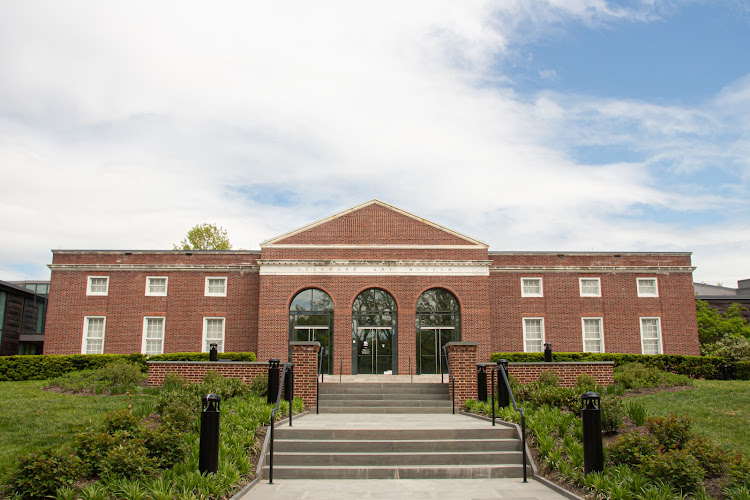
[268,359,280,404]
[285,363,295,426]
[544,342,552,362]
[477,364,488,402]
[209,343,218,362]
[581,392,604,475]
[199,393,221,474]
[497,359,510,408]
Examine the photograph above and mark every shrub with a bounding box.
[47,359,147,394]
[574,374,598,392]
[641,448,705,492]
[614,362,691,390]
[607,431,658,466]
[684,436,728,478]
[161,371,185,390]
[489,352,726,379]
[104,407,141,433]
[198,370,250,400]
[600,394,624,433]
[5,449,82,499]
[155,388,197,433]
[98,360,146,389]
[147,352,257,362]
[99,440,159,480]
[141,426,189,469]
[538,370,560,387]
[74,428,116,475]
[249,374,268,397]
[0,354,148,382]
[646,413,693,450]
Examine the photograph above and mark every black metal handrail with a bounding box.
[268,363,293,484]
[316,347,324,414]
[491,365,527,483]
[441,345,455,414]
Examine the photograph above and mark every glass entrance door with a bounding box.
[355,327,393,374]
[417,326,455,374]
[293,326,331,375]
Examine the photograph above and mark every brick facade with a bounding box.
[445,342,478,407]
[44,200,700,368]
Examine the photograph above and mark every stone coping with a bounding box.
[146,360,266,365]
[445,341,478,347]
[289,341,321,347]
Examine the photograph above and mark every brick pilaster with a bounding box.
[445,342,478,408]
[290,341,321,408]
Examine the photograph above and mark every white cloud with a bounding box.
[0,1,747,287]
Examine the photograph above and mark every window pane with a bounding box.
[206,319,223,338]
[638,279,657,295]
[208,279,225,294]
[149,278,166,294]
[522,279,541,295]
[583,319,601,338]
[90,278,107,293]
[584,340,602,353]
[86,339,103,354]
[581,279,599,295]
[524,319,542,339]
[87,318,104,338]
[526,340,543,352]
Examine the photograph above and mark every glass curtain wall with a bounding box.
[352,288,397,374]
[289,288,334,374]
[416,288,460,374]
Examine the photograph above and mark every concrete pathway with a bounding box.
[239,413,572,500]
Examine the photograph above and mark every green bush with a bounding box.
[641,448,705,492]
[684,436,729,478]
[646,413,693,450]
[141,426,188,469]
[607,431,658,466]
[147,352,257,362]
[490,352,727,379]
[625,400,648,426]
[0,354,148,382]
[155,388,197,433]
[198,370,250,400]
[600,394,624,433]
[5,449,82,499]
[249,374,268,397]
[48,360,146,394]
[99,440,159,481]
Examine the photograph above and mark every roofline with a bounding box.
[0,280,37,296]
[52,249,261,254]
[260,199,489,247]
[488,251,693,256]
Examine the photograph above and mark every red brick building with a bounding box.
[45,200,700,373]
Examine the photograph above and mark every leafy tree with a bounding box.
[697,300,750,360]
[174,223,232,250]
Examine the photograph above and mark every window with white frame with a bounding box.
[579,278,601,297]
[82,316,106,354]
[146,277,168,296]
[637,278,659,297]
[582,317,604,353]
[523,318,545,353]
[87,276,109,296]
[640,317,662,355]
[203,317,225,352]
[521,277,543,297]
[205,277,227,297]
[142,317,165,355]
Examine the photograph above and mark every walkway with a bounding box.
[239,413,573,500]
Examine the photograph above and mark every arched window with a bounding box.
[416,288,460,374]
[289,288,333,374]
[352,288,397,374]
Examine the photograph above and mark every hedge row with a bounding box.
[0,354,148,382]
[147,352,258,362]
[489,352,743,380]
[0,352,259,382]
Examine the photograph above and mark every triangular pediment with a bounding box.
[262,200,487,248]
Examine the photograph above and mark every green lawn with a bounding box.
[0,380,155,472]
[629,379,750,457]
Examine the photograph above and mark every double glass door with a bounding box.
[293,326,332,375]
[354,327,393,374]
[417,327,455,374]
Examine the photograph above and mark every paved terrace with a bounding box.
[240,413,575,500]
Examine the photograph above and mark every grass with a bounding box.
[629,380,750,457]
[0,380,155,471]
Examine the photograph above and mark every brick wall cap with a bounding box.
[146,361,268,366]
[476,362,498,367]
[445,342,478,347]
[509,361,615,366]
[289,341,321,347]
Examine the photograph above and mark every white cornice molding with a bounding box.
[259,260,491,276]
[48,264,259,272]
[490,265,696,274]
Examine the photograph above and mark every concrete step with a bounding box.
[261,464,528,479]
[319,392,449,401]
[274,438,521,453]
[272,451,524,466]
[318,406,454,414]
[273,428,518,440]
[317,399,451,408]
[318,383,448,395]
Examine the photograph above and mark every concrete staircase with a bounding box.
[262,426,527,479]
[316,382,453,413]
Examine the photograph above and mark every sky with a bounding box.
[0,0,748,286]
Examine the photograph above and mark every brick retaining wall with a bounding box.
[507,362,614,386]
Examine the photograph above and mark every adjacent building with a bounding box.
[0,280,48,355]
[694,279,750,322]
[44,200,700,373]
